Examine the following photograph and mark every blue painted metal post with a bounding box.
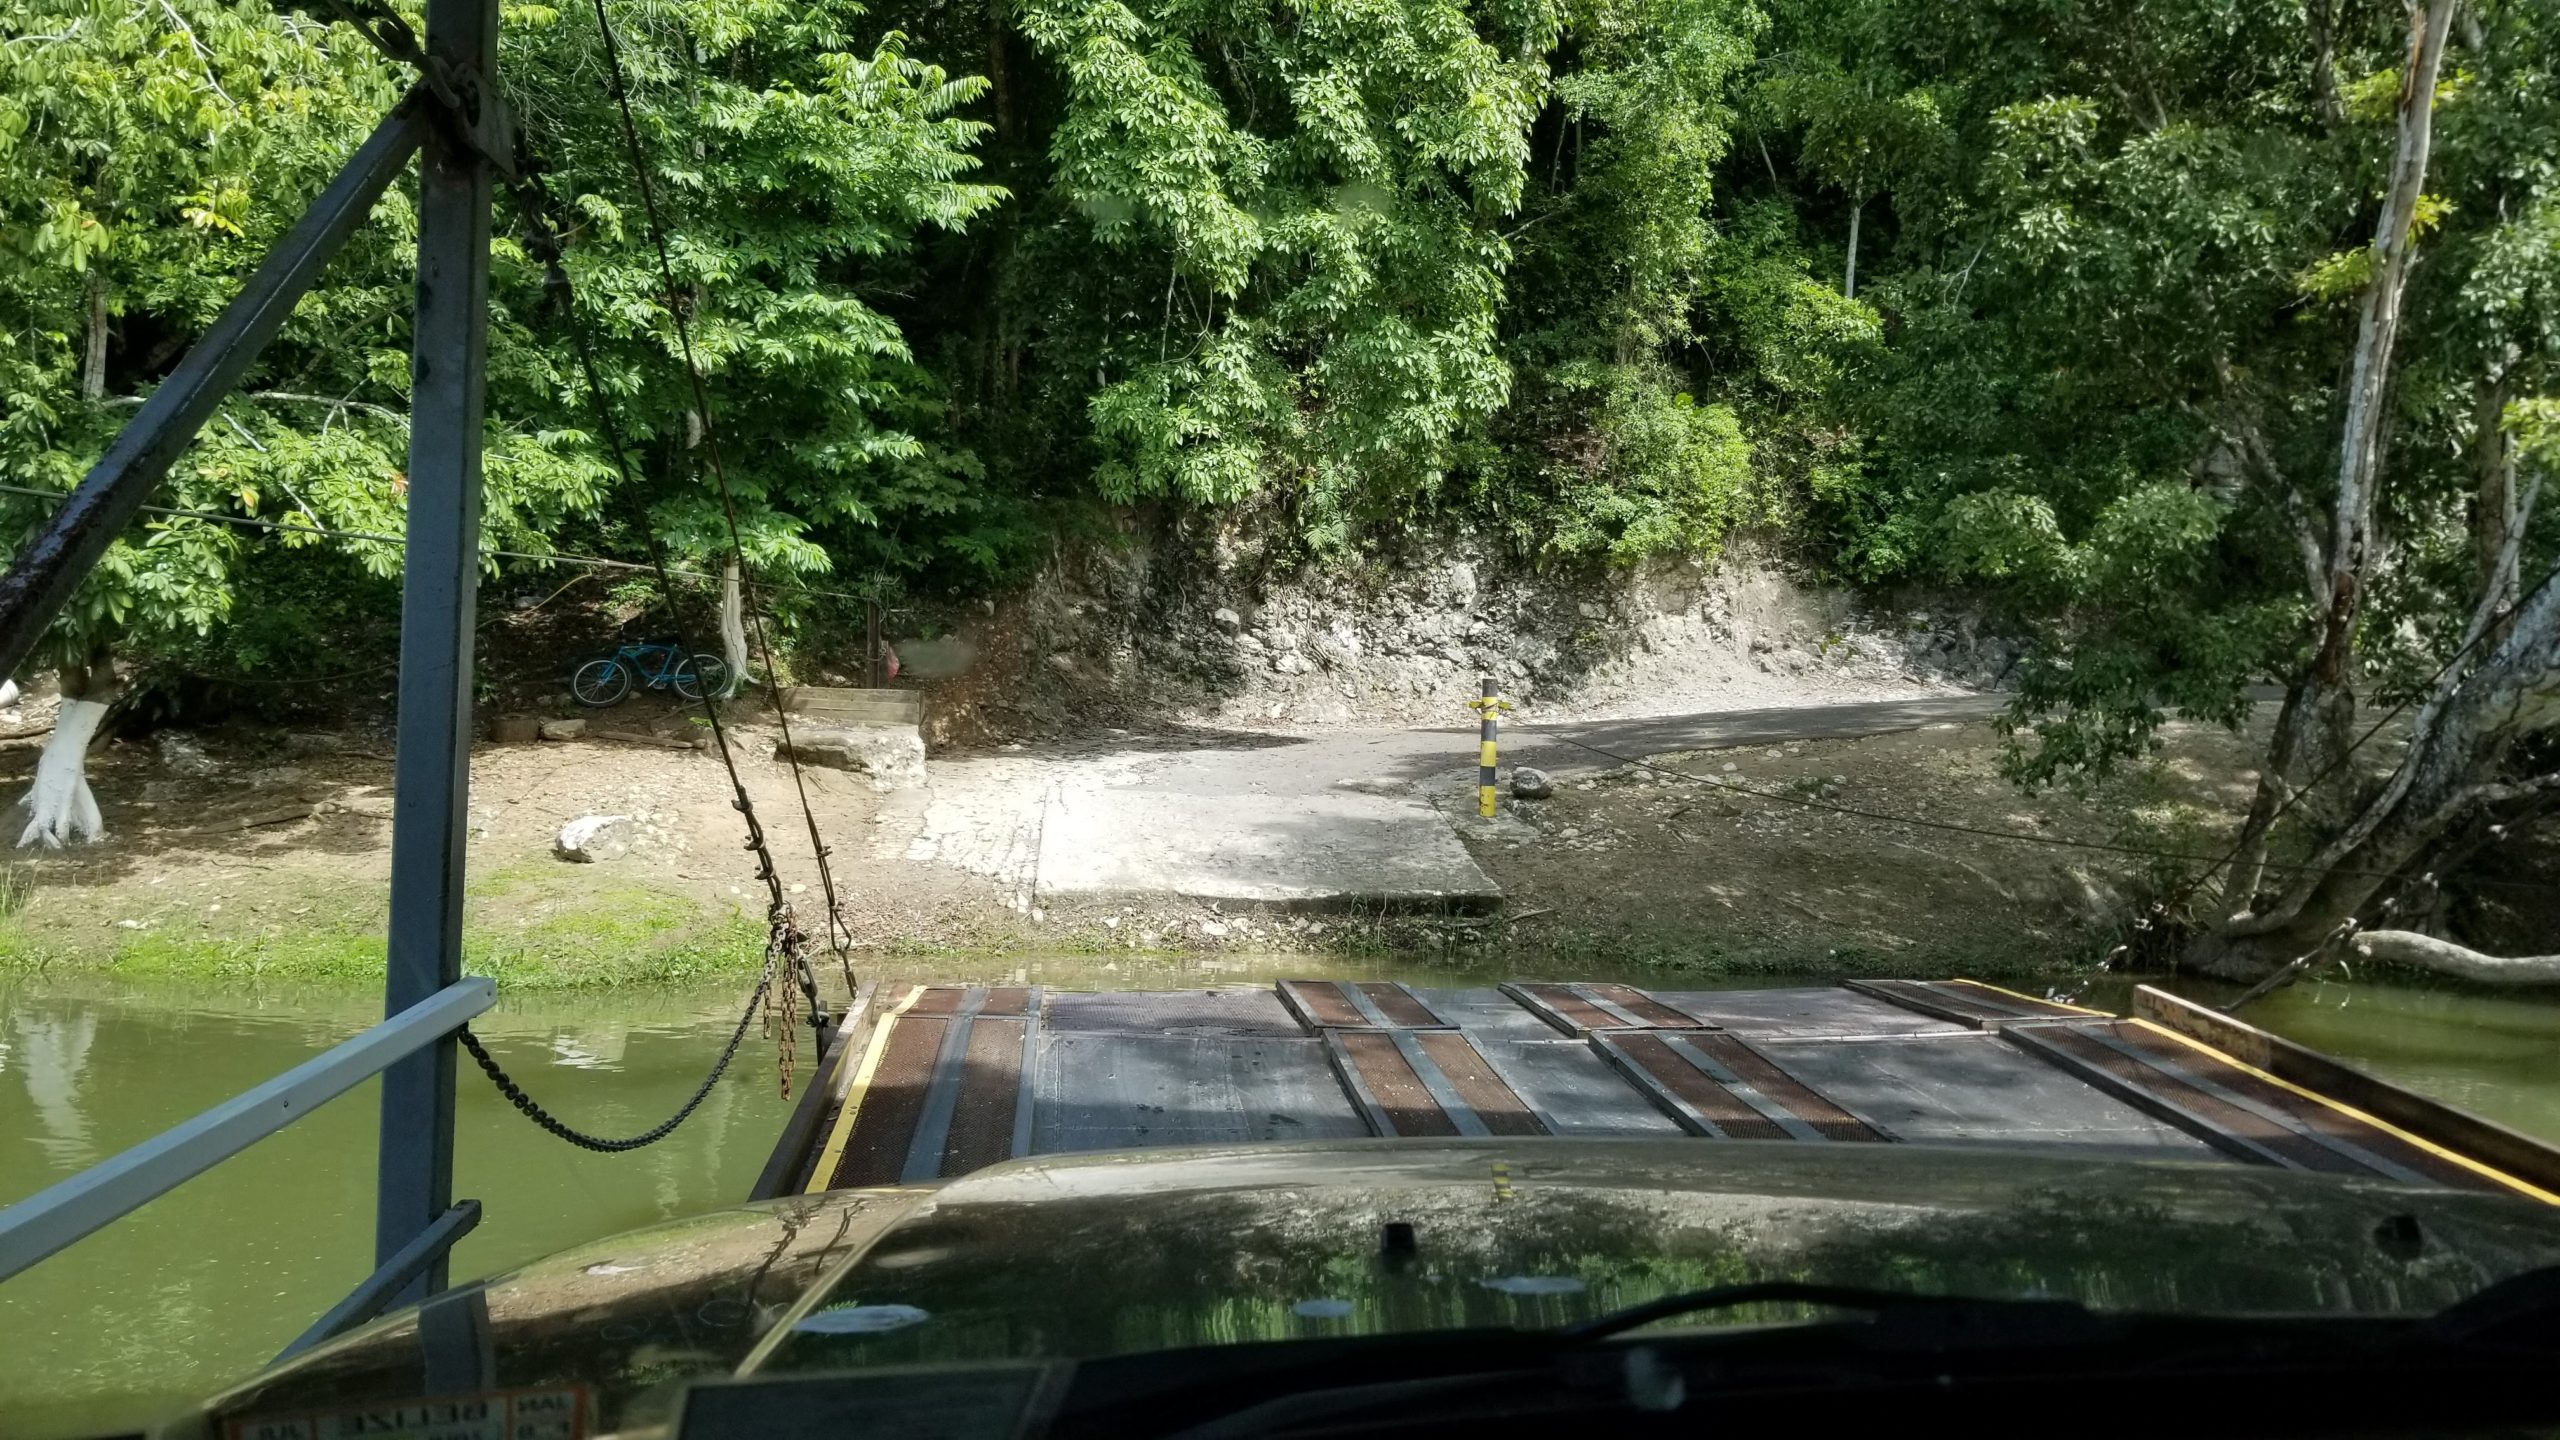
[375,0,499,1305]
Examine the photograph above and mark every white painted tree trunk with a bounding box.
[718,557,748,697]
[0,679,18,709]
[17,698,108,849]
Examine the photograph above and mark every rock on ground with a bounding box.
[554,814,632,863]
[781,723,927,790]
[1511,766,1554,800]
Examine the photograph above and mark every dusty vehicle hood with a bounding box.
[201,1139,2560,1436]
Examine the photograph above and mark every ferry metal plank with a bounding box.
[2003,1023,2310,1170]
[1010,1008,1042,1163]
[1467,1039,1682,1136]
[1589,1034,1731,1137]
[1655,1036,1827,1142]
[1756,1033,2219,1157]
[901,988,989,1182]
[1412,987,1577,1044]
[1045,988,1304,1038]
[1566,984,1656,1031]
[1654,987,1970,1042]
[1031,1033,1368,1152]
[2072,1023,2436,1186]
[1384,1030,1493,1137]
[1501,983,1622,1037]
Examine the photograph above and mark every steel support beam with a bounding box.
[279,1199,482,1361]
[0,107,421,680]
[0,979,495,1284]
[375,0,500,1307]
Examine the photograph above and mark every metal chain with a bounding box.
[431,137,834,1146]
[453,950,777,1153]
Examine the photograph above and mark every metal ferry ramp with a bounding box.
[767,978,2560,1203]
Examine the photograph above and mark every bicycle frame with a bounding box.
[611,642,690,690]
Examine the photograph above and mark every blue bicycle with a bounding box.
[570,640,730,707]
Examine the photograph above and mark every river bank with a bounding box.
[0,704,2299,986]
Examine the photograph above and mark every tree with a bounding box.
[0,0,999,845]
[510,0,1006,606]
[1814,0,2560,980]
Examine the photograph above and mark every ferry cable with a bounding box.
[581,0,858,987]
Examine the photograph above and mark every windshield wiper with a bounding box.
[1556,1280,2108,1347]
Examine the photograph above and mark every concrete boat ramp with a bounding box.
[761,978,2560,1203]
[870,696,2006,913]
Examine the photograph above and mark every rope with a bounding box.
[416,67,863,1147]
[454,950,776,1152]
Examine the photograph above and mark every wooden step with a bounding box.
[1322,1029,1547,1137]
[818,985,1041,1188]
[1278,979,1455,1031]
[784,686,923,725]
[2006,1017,2505,1191]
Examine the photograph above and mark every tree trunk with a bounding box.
[2470,374,2523,641]
[2352,931,2560,985]
[2191,550,2560,977]
[987,0,1014,142]
[2308,0,2343,121]
[15,658,119,849]
[1844,179,1864,300]
[717,557,748,697]
[82,272,108,402]
[2194,0,2460,956]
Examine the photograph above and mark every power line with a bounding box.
[0,481,880,604]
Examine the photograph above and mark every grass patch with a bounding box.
[0,869,767,990]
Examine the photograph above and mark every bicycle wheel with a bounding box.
[570,657,633,707]
[673,653,730,701]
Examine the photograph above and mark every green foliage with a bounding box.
[513,0,1008,583]
[10,0,2557,806]
[1015,0,1550,540]
[1540,369,1758,564]
[0,0,1003,684]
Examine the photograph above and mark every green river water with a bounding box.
[5,961,2560,1434]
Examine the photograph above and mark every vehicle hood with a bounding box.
[200,1139,2560,1437]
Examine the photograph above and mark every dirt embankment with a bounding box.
[901,522,2015,747]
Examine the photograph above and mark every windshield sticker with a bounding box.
[225,1386,588,1440]
[1480,1275,1587,1297]
[1291,1299,1356,1319]
[794,1303,932,1335]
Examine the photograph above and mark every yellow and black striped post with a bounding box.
[1470,676,1506,819]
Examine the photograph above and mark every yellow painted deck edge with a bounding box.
[803,983,925,1195]
[2127,1017,2559,1205]
[1949,975,2109,1016]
